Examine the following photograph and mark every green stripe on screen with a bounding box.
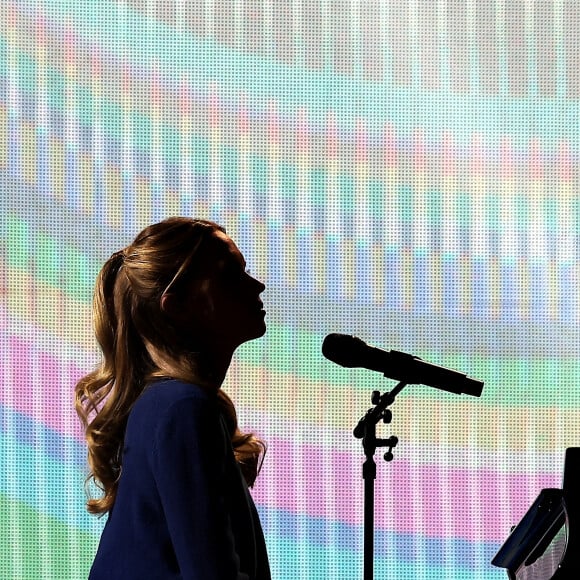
[0,493,99,580]
[4,215,99,302]
[239,326,580,408]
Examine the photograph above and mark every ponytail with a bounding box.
[75,250,154,514]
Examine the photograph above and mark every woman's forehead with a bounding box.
[212,231,245,265]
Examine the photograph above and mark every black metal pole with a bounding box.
[363,454,377,580]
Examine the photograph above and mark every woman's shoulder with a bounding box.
[125,379,220,438]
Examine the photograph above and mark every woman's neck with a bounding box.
[145,341,233,390]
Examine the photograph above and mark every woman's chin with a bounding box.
[245,319,267,342]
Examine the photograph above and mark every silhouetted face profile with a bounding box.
[164,230,266,356]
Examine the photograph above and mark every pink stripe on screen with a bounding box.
[355,118,367,165]
[383,123,398,169]
[413,129,426,173]
[3,336,86,440]
[253,439,560,542]
[558,140,572,182]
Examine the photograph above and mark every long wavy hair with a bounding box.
[75,217,266,515]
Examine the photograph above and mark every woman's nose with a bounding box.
[251,275,266,293]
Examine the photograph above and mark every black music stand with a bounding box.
[492,448,580,579]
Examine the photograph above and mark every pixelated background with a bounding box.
[1,1,580,578]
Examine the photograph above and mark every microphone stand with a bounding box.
[353,381,406,580]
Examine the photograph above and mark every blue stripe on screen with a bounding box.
[0,430,105,535]
[257,506,502,571]
[264,536,505,580]
[0,404,86,469]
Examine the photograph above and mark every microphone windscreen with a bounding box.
[321,333,368,368]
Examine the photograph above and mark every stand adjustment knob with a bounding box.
[382,436,398,462]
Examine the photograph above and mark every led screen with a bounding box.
[2,1,580,578]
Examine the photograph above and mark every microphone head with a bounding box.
[321,333,369,368]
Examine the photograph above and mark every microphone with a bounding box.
[322,333,484,397]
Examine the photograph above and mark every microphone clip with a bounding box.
[354,382,406,472]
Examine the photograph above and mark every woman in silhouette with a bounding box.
[76,217,271,579]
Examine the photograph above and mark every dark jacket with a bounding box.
[88,379,271,580]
